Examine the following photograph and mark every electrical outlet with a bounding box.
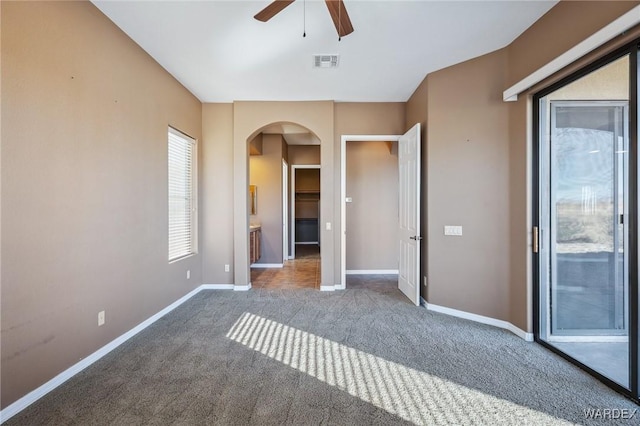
[224,264,230,272]
[187,270,190,279]
[326,222,332,231]
[98,311,105,327]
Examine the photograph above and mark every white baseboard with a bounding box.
[345,269,399,275]
[322,283,347,291]
[421,298,533,342]
[234,283,252,291]
[250,263,283,268]
[320,285,336,292]
[2,284,535,423]
[0,285,204,423]
[506,323,535,342]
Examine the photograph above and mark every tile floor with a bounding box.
[251,245,400,293]
[251,244,321,289]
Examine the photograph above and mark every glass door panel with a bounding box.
[551,102,628,336]
[538,55,630,389]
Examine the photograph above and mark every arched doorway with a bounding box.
[234,108,334,290]
[247,122,321,289]
[231,101,334,291]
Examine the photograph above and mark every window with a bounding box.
[168,127,196,261]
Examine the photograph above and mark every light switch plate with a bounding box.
[444,226,463,236]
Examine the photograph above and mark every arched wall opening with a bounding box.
[232,101,335,290]
[247,122,320,269]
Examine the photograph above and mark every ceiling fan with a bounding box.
[254,0,354,38]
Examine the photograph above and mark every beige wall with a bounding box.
[549,55,629,100]
[1,1,202,408]
[202,103,234,284]
[250,134,285,264]
[249,133,263,155]
[281,138,289,164]
[506,1,639,88]
[426,49,511,320]
[288,145,320,165]
[346,141,399,271]
[334,103,406,283]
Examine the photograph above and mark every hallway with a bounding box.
[251,244,320,289]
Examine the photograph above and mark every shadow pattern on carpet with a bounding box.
[6,285,639,425]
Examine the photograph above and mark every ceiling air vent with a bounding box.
[313,54,339,68]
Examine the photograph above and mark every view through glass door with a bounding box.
[536,54,631,389]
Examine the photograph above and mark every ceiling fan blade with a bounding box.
[325,0,354,37]
[254,0,296,22]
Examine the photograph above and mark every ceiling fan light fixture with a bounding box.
[254,0,354,39]
[313,54,339,68]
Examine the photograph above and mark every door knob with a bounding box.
[410,236,423,240]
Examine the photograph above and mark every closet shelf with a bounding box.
[295,191,320,201]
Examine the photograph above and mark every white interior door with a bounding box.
[398,124,421,305]
[282,160,288,262]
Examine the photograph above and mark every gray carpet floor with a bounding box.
[5,283,639,425]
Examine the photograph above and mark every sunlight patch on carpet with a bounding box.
[226,312,570,425]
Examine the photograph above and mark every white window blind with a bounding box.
[168,127,195,261]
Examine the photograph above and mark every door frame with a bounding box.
[290,164,321,259]
[340,134,402,290]
[282,159,289,263]
[546,100,629,341]
[532,41,639,400]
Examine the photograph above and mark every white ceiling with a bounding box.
[93,0,557,103]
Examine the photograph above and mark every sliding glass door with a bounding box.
[535,48,638,398]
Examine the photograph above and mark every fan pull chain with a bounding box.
[338,0,341,41]
[303,0,306,37]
